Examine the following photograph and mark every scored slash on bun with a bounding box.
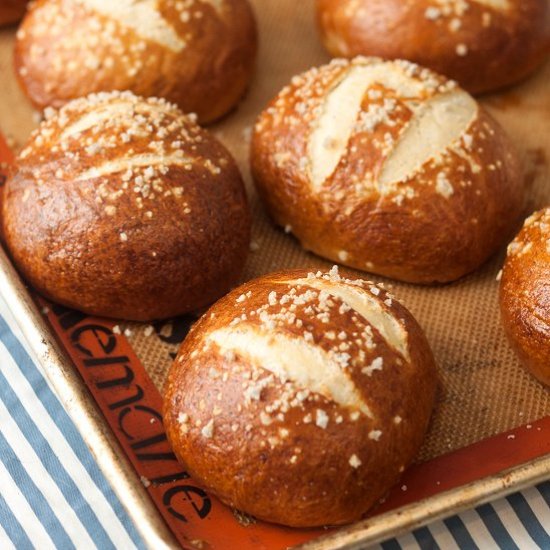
[2,91,251,321]
[164,267,437,527]
[251,56,524,284]
[500,208,550,386]
[316,0,550,94]
[14,0,258,123]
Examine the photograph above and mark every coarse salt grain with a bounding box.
[338,250,349,262]
[368,430,382,441]
[362,357,383,376]
[424,6,441,20]
[315,409,329,429]
[140,476,151,488]
[201,419,214,438]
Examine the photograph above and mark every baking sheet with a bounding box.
[121,1,550,460]
[0,1,549,548]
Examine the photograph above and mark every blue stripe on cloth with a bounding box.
[0,362,117,549]
[413,526,440,550]
[0,430,75,549]
[381,538,403,550]
[538,482,550,508]
[444,515,479,549]
[0,493,34,550]
[506,492,550,548]
[375,484,550,550]
[477,503,519,550]
[0,315,144,549]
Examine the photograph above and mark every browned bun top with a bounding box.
[500,207,550,386]
[14,0,257,123]
[2,91,251,321]
[0,1,28,26]
[316,0,550,95]
[164,266,438,527]
[251,56,523,284]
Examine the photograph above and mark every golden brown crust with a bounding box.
[164,267,438,527]
[251,57,523,284]
[2,91,251,321]
[0,1,27,26]
[316,0,550,95]
[500,208,550,386]
[14,0,257,123]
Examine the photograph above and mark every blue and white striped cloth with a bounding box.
[0,296,548,550]
[0,297,145,550]
[376,484,550,549]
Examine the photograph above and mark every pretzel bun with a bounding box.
[14,0,257,123]
[500,208,550,386]
[251,57,523,284]
[316,0,550,95]
[164,267,437,527]
[0,1,27,26]
[2,91,250,321]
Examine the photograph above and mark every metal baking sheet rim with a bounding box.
[0,245,548,550]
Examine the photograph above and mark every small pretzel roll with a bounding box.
[316,0,550,95]
[500,208,550,386]
[2,91,250,321]
[14,0,257,123]
[164,267,437,527]
[251,57,523,284]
